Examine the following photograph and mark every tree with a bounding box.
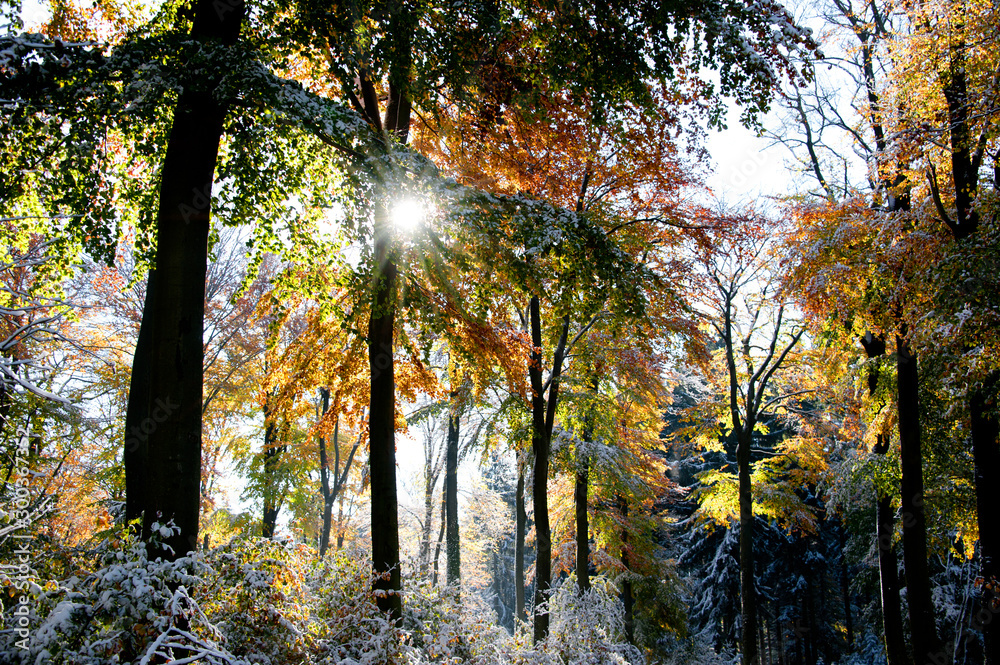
[124,0,246,559]
[688,209,806,665]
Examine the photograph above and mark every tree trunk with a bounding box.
[432,491,446,586]
[368,200,402,622]
[840,531,854,648]
[135,0,244,560]
[529,300,569,643]
[318,389,333,556]
[861,334,909,665]
[576,377,596,594]
[972,376,1000,665]
[529,296,551,643]
[575,456,589,593]
[446,405,460,589]
[124,269,154,528]
[737,426,759,665]
[896,335,942,663]
[515,458,527,623]
[261,398,286,539]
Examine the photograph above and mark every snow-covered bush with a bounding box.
[1,524,250,664]
[2,528,655,664]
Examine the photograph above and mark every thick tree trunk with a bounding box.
[896,335,942,663]
[515,459,527,623]
[368,201,402,622]
[737,427,759,665]
[136,0,244,560]
[446,405,460,588]
[124,269,154,527]
[972,377,1000,665]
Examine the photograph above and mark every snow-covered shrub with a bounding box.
[307,545,403,664]
[0,524,250,664]
[540,575,643,665]
[197,536,318,663]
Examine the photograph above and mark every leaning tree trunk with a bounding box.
[135,0,244,560]
[737,426,759,665]
[896,335,942,664]
[445,400,461,589]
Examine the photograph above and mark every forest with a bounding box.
[1,0,999,663]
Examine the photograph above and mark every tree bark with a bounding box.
[575,456,590,593]
[576,376,596,594]
[529,295,551,643]
[124,269,154,528]
[446,403,461,589]
[861,334,909,665]
[896,335,942,663]
[368,201,402,621]
[515,458,527,623]
[136,0,244,560]
[738,426,759,665]
[972,376,1000,665]
[318,388,333,556]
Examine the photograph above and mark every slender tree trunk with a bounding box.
[421,452,434,575]
[515,459,527,623]
[896,335,942,663]
[432,491,446,586]
[336,493,346,550]
[135,0,244,560]
[576,377,596,594]
[618,494,634,645]
[971,376,1000,665]
[446,404,460,589]
[261,400,286,539]
[862,334,909,665]
[529,296,551,643]
[529,300,569,643]
[840,530,854,648]
[368,200,401,621]
[318,391,334,556]
[575,456,589,593]
[738,427,759,665]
